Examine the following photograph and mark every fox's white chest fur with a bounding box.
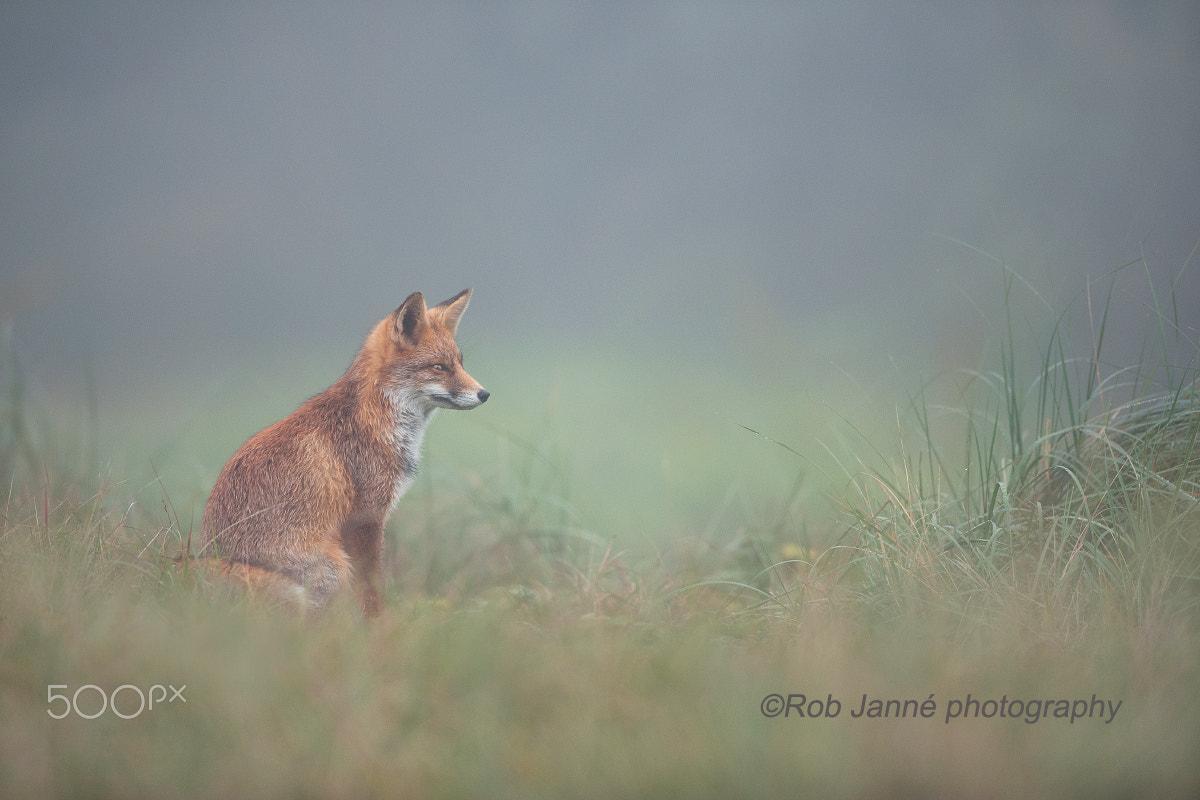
[384,389,437,510]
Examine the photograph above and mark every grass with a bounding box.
[1,261,1199,798]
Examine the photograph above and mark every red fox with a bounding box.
[196,289,488,616]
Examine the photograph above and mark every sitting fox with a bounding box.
[197,289,489,616]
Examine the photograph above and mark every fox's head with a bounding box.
[371,289,490,413]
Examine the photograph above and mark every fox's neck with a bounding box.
[328,361,436,509]
[379,386,437,508]
[341,349,436,451]
[384,388,435,456]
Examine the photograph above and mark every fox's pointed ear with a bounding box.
[390,292,428,347]
[430,288,472,335]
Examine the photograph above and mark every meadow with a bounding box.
[1,267,1198,798]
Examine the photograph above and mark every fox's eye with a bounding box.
[431,363,447,372]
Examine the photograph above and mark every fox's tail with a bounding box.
[174,554,307,610]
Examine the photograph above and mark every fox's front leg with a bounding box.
[341,517,385,617]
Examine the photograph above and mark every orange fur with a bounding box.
[198,290,488,616]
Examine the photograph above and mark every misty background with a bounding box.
[2,2,1198,541]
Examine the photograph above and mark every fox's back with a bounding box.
[200,396,353,563]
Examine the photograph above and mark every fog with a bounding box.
[2,2,1199,502]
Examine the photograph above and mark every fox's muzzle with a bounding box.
[433,389,489,409]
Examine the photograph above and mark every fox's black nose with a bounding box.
[478,390,490,403]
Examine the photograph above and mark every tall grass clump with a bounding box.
[830,262,1200,634]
